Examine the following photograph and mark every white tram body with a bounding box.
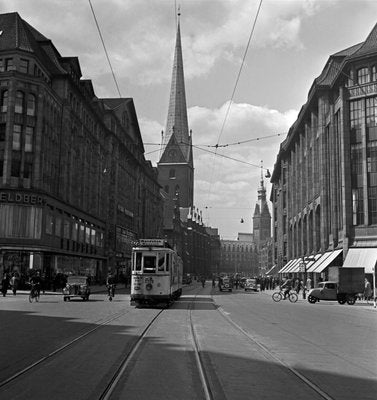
[131,239,183,306]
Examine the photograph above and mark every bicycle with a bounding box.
[107,284,116,301]
[29,283,40,303]
[272,288,298,303]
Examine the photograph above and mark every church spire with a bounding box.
[161,11,190,162]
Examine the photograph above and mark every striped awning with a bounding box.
[343,248,377,274]
[278,259,295,274]
[307,249,343,273]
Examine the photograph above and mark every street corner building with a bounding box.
[0,12,163,287]
[270,23,377,288]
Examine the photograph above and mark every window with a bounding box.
[12,124,21,150]
[1,90,8,112]
[27,94,36,116]
[357,67,370,84]
[11,159,20,177]
[0,60,3,72]
[0,204,42,239]
[5,59,15,71]
[169,169,175,178]
[24,162,32,179]
[15,91,24,114]
[46,213,54,235]
[20,59,29,74]
[63,219,70,239]
[369,187,377,224]
[372,66,377,82]
[55,216,62,237]
[0,123,5,142]
[25,127,33,152]
[143,256,156,273]
[164,185,169,193]
[135,252,142,271]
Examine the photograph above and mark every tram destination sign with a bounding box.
[139,239,165,247]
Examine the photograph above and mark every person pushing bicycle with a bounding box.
[281,276,293,299]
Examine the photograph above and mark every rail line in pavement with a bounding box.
[215,299,335,400]
[0,309,130,389]
[99,289,214,400]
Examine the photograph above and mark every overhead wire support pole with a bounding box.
[88,0,122,98]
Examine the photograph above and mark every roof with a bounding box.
[0,12,66,75]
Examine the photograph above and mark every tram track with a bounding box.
[214,296,336,400]
[99,289,215,400]
[0,308,130,390]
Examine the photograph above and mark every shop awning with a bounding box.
[343,248,377,274]
[278,259,295,274]
[290,254,322,273]
[307,249,343,273]
[266,265,277,275]
[286,258,301,273]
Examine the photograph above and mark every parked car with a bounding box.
[239,277,247,289]
[63,275,90,301]
[244,278,258,292]
[219,276,232,292]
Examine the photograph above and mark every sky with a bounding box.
[2,0,377,239]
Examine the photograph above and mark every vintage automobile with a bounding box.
[244,278,258,292]
[307,281,357,305]
[219,276,233,292]
[63,275,90,301]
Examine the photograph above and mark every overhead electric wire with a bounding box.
[204,0,264,207]
[215,0,263,147]
[88,0,122,98]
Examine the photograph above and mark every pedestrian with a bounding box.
[1,272,10,297]
[10,272,20,295]
[364,278,372,302]
[306,277,312,290]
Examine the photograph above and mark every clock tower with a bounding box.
[157,13,194,208]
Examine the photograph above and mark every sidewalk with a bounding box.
[3,284,131,297]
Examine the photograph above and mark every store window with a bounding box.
[0,204,42,238]
[46,213,54,235]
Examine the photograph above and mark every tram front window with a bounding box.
[158,254,165,271]
[143,256,156,273]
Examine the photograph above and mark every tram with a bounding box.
[130,239,183,306]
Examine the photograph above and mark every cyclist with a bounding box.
[106,272,116,298]
[30,271,42,297]
[281,276,293,299]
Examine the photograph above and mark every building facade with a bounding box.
[220,234,258,277]
[0,12,162,285]
[270,23,377,286]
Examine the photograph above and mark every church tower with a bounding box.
[157,12,194,208]
[253,167,271,249]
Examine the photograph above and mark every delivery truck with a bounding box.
[307,266,365,305]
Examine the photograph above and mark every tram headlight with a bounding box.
[146,283,153,291]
